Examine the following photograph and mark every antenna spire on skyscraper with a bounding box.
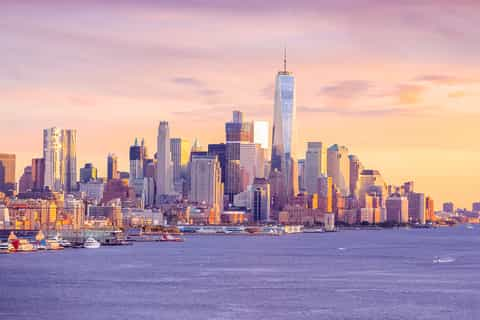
[283,47,287,72]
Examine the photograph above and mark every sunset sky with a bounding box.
[1,0,479,209]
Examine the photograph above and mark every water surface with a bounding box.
[1,226,479,320]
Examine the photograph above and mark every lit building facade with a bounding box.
[190,155,223,224]
[107,153,119,181]
[270,55,298,204]
[327,144,350,197]
[304,142,326,194]
[156,121,174,202]
[43,128,77,192]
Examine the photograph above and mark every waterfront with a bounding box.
[1,226,480,320]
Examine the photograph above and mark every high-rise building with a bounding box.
[349,155,363,198]
[208,143,226,183]
[225,111,253,202]
[317,175,333,213]
[270,51,298,204]
[426,196,435,221]
[442,202,454,213]
[79,163,98,183]
[357,169,387,208]
[19,166,33,193]
[327,144,350,196]
[43,128,77,192]
[386,194,409,224]
[304,142,326,194]
[129,138,145,182]
[170,138,190,193]
[32,158,45,190]
[107,153,119,181]
[297,159,305,192]
[62,129,77,192]
[43,127,62,191]
[0,153,16,195]
[252,178,270,223]
[408,192,426,224]
[240,143,264,188]
[156,121,173,202]
[472,202,480,212]
[190,155,223,223]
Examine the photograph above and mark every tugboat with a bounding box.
[83,237,101,249]
[160,233,184,242]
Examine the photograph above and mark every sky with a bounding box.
[1,0,480,209]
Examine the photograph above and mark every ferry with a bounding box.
[83,237,101,249]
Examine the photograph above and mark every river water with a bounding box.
[1,226,479,319]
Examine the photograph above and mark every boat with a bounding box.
[46,239,64,250]
[160,233,184,242]
[0,242,11,254]
[59,239,72,248]
[83,237,101,249]
[16,239,37,252]
[433,256,455,264]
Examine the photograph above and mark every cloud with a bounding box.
[171,76,222,97]
[414,74,470,85]
[171,77,204,87]
[297,105,414,117]
[319,80,371,99]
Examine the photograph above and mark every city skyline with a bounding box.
[2,1,480,208]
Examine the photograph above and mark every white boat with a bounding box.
[433,256,455,264]
[0,242,11,254]
[59,239,72,248]
[83,237,101,249]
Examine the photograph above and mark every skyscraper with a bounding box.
[349,155,363,198]
[270,51,298,204]
[386,194,409,223]
[43,128,62,191]
[170,138,191,193]
[107,153,119,181]
[408,192,426,224]
[190,155,223,223]
[327,144,350,196]
[129,138,145,183]
[32,158,45,190]
[225,111,253,202]
[357,169,387,208]
[156,121,173,202]
[62,129,77,192]
[304,142,326,194]
[19,166,33,193]
[0,153,16,195]
[252,178,271,223]
[43,128,77,192]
